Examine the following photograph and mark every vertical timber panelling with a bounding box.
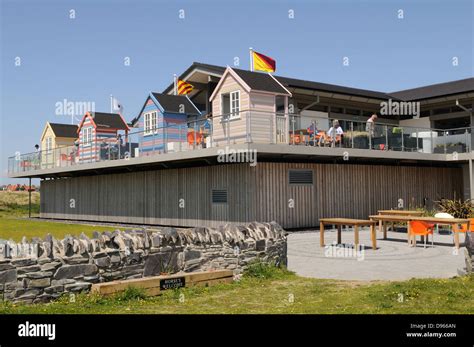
[40,162,463,229]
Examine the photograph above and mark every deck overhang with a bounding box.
[9,144,472,179]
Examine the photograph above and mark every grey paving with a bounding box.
[287,228,467,281]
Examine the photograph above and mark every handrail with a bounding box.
[7,109,472,173]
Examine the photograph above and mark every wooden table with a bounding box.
[377,210,424,216]
[319,218,377,250]
[376,210,424,238]
[369,215,470,248]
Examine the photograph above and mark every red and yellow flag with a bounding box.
[252,51,276,73]
[177,80,194,95]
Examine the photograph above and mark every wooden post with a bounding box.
[407,221,412,246]
[354,225,359,248]
[383,221,387,239]
[370,224,376,250]
[319,222,325,247]
[454,231,460,249]
[337,225,342,244]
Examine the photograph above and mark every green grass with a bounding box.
[0,191,121,241]
[1,268,474,314]
[1,191,474,314]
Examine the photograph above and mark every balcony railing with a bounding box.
[7,110,472,175]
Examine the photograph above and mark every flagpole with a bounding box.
[173,74,178,95]
[249,47,253,72]
[110,94,113,113]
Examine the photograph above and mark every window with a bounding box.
[289,170,313,185]
[45,137,52,153]
[221,91,240,120]
[83,127,93,146]
[212,189,228,204]
[144,112,158,135]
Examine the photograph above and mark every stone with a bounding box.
[0,269,17,283]
[51,279,75,286]
[144,252,179,276]
[11,258,36,267]
[44,285,64,294]
[64,282,91,292]
[184,250,201,261]
[41,261,62,272]
[26,277,50,288]
[0,262,14,271]
[17,265,41,274]
[256,240,266,251]
[63,255,90,265]
[94,256,111,268]
[53,264,98,280]
[24,271,52,279]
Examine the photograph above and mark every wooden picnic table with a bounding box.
[369,215,470,248]
[377,210,424,216]
[319,218,377,250]
[376,210,424,238]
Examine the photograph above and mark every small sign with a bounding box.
[160,277,186,290]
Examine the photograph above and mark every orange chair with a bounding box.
[187,131,203,146]
[409,220,434,248]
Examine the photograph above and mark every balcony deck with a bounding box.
[8,143,473,179]
[8,111,473,178]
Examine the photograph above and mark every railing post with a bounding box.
[291,115,295,145]
[385,125,388,150]
[179,124,182,152]
[226,116,230,145]
[401,127,404,152]
[164,122,167,154]
[351,122,354,148]
[430,130,434,153]
[444,131,447,154]
[465,129,469,153]
[247,111,251,143]
[416,128,419,152]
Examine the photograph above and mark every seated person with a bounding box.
[325,120,344,146]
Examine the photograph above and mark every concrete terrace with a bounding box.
[287,228,467,281]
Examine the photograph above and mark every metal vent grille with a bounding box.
[289,170,313,185]
[212,189,228,203]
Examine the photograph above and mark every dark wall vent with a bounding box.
[289,170,313,185]
[212,189,228,203]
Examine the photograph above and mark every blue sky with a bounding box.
[1,0,473,184]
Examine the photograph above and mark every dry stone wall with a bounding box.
[0,222,287,304]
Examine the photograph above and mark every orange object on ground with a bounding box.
[409,220,434,248]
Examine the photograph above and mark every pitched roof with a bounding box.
[276,75,392,100]
[49,123,78,138]
[151,93,201,116]
[165,62,392,100]
[232,68,290,94]
[390,77,474,101]
[89,112,128,130]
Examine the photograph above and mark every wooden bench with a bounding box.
[91,270,233,296]
[319,218,377,250]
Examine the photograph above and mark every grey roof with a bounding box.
[49,123,78,138]
[151,93,201,116]
[89,112,128,130]
[232,68,289,94]
[390,77,474,101]
[276,75,392,100]
[164,62,393,100]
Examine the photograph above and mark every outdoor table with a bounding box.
[376,210,424,238]
[369,215,470,248]
[319,218,377,250]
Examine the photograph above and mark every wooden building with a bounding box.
[8,62,474,229]
[40,122,78,168]
[77,112,129,162]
